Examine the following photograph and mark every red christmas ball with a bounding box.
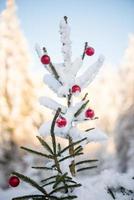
[9,176,20,187]
[85,109,95,119]
[85,47,95,56]
[41,55,50,64]
[56,117,67,128]
[71,85,81,93]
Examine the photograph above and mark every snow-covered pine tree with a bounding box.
[10,16,108,200]
[114,35,134,173]
[0,0,42,188]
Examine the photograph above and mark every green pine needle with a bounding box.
[42,180,56,187]
[74,145,82,152]
[49,184,81,195]
[74,146,83,155]
[12,195,45,200]
[60,137,87,154]
[21,146,53,159]
[77,166,97,172]
[107,187,116,199]
[41,175,72,184]
[41,175,57,183]
[57,152,83,164]
[12,172,48,195]
[36,136,53,155]
[74,100,89,117]
[59,195,77,199]
[53,173,68,189]
[50,108,61,155]
[75,159,98,166]
[32,166,54,171]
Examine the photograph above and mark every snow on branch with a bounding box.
[39,121,67,138]
[43,74,61,93]
[39,100,89,138]
[39,96,66,113]
[82,42,88,60]
[35,43,43,58]
[71,56,83,77]
[76,55,105,88]
[85,128,108,143]
[42,47,62,83]
[69,127,108,144]
[60,16,72,67]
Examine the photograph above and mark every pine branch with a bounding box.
[119,186,133,195]
[85,128,95,132]
[51,108,61,154]
[82,93,88,101]
[82,42,88,60]
[42,180,56,187]
[59,195,77,200]
[74,146,83,155]
[12,195,46,200]
[41,175,57,183]
[36,136,53,155]
[52,152,83,169]
[67,89,72,107]
[20,146,53,159]
[65,176,73,180]
[46,177,77,189]
[49,184,81,195]
[32,166,54,171]
[77,166,97,172]
[12,172,48,196]
[49,62,62,84]
[107,186,133,199]
[68,136,76,176]
[64,16,68,24]
[51,108,62,173]
[59,137,87,155]
[92,116,99,120]
[41,175,72,183]
[74,145,82,153]
[53,173,68,189]
[58,152,83,163]
[65,180,77,184]
[43,47,62,85]
[57,143,61,155]
[107,187,116,199]
[75,159,98,166]
[74,100,89,118]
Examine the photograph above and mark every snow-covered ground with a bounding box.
[1,169,133,200]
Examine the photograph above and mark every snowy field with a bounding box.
[0,169,134,200]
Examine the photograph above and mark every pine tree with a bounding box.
[0,0,42,188]
[10,16,108,200]
[119,34,134,112]
[114,35,134,173]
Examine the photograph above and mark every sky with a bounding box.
[0,0,134,73]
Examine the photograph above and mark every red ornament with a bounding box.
[56,117,67,128]
[85,108,95,119]
[8,176,20,187]
[71,85,81,93]
[41,55,50,64]
[85,47,95,56]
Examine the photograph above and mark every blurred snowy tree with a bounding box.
[87,66,121,134]
[115,106,134,172]
[85,34,134,134]
[0,0,43,188]
[119,34,134,112]
[114,35,134,173]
